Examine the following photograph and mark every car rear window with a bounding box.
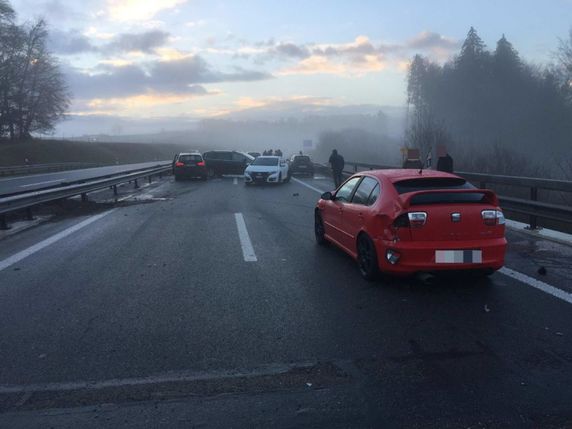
[393,177,475,194]
[409,192,488,205]
[178,154,202,162]
[293,156,311,163]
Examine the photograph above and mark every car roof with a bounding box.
[359,169,462,183]
[256,155,280,159]
[178,152,202,156]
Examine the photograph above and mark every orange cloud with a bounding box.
[279,54,386,76]
[84,90,219,114]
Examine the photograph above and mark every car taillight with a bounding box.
[175,161,184,167]
[408,212,427,228]
[482,209,505,226]
[197,161,205,166]
[392,212,427,228]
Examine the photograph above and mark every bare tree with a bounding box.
[0,10,69,139]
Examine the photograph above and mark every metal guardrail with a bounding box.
[0,162,104,177]
[0,163,171,230]
[317,161,572,231]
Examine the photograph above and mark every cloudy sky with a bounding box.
[11,0,572,135]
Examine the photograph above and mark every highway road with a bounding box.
[0,161,170,196]
[0,173,571,428]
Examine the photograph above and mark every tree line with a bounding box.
[406,27,572,170]
[0,0,69,140]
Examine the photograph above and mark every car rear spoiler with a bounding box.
[399,189,499,209]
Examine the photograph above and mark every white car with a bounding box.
[244,156,290,185]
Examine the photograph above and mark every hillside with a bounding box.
[0,139,197,167]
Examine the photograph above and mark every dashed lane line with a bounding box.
[0,210,115,273]
[234,213,257,262]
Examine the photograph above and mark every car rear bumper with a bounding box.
[375,237,507,275]
[291,166,314,174]
[174,167,207,177]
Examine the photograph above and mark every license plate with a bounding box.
[435,250,482,264]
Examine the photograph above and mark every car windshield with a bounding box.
[252,157,279,166]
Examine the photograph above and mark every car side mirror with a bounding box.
[321,191,333,200]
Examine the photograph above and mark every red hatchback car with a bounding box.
[315,169,507,280]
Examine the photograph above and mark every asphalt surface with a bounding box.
[0,173,571,428]
[0,161,170,196]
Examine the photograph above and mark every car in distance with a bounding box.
[244,156,290,185]
[289,154,314,177]
[248,152,261,158]
[314,169,507,280]
[173,152,207,181]
[202,151,254,177]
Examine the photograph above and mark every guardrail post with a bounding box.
[113,185,118,196]
[134,179,139,189]
[25,207,34,221]
[0,215,9,230]
[354,164,358,173]
[148,175,152,184]
[81,193,88,202]
[529,187,538,230]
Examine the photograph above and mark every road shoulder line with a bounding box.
[0,210,114,272]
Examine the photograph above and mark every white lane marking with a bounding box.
[233,177,238,185]
[0,361,317,394]
[21,179,62,188]
[499,267,572,305]
[291,177,327,194]
[0,210,115,272]
[234,213,257,262]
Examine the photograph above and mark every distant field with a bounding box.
[0,139,199,166]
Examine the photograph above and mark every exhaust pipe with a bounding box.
[416,272,437,286]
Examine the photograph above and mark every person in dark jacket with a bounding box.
[436,145,454,173]
[329,149,345,188]
[436,153,453,172]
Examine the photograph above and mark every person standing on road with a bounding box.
[329,149,345,188]
[436,145,454,173]
[275,149,283,157]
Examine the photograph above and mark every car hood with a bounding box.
[246,165,280,173]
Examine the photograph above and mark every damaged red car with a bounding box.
[314,169,507,280]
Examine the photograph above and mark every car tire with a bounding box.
[284,173,290,183]
[357,233,380,281]
[314,211,328,246]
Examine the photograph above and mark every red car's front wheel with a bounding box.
[314,212,327,246]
